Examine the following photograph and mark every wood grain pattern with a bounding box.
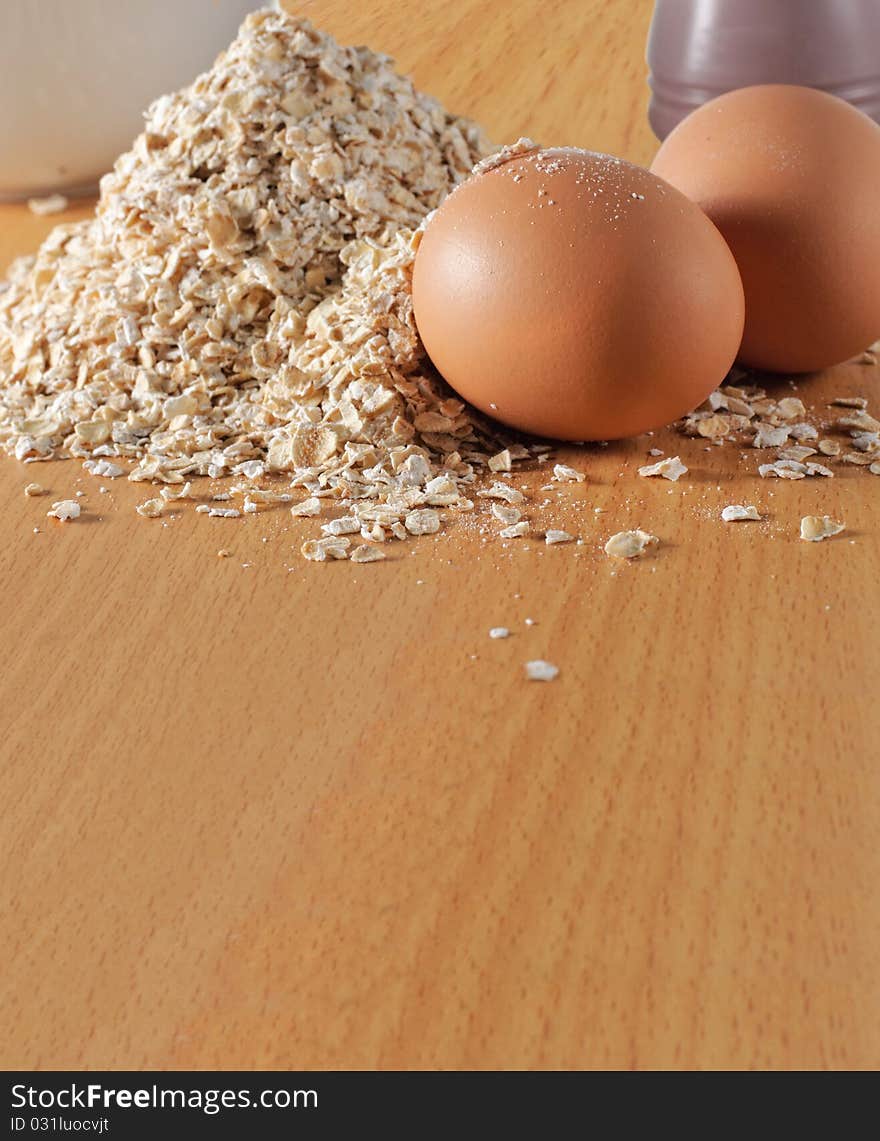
[1,0,878,1070]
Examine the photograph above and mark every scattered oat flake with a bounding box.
[208,507,241,518]
[805,461,834,477]
[322,516,360,536]
[488,449,512,473]
[491,504,521,526]
[350,544,386,563]
[777,445,816,462]
[478,482,525,504]
[789,422,818,441]
[24,482,44,497]
[638,455,687,481]
[836,411,880,433]
[545,529,574,545]
[135,498,163,518]
[818,439,840,456]
[604,530,658,559]
[160,481,192,501]
[753,425,791,449]
[869,461,880,475]
[524,660,559,681]
[851,432,880,453]
[552,464,585,483]
[776,397,806,419]
[830,396,868,409]
[405,508,440,535]
[800,515,845,542]
[47,499,80,521]
[696,413,730,439]
[289,498,322,518]
[721,504,761,522]
[217,549,231,558]
[758,460,806,479]
[500,521,529,539]
[27,194,68,216]
[302,536,351,561]
[83,459,123,478]
[489,627,510,639]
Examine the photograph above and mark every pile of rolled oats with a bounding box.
[0,8,529,553]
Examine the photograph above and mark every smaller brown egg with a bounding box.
[651,84,880,372]
[412,146,744,441]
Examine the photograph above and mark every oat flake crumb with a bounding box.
[47,499,80,521]
[350,544,386,563]
[405,509,440,536]
[289,498,322,519]
[759,460,806,480]
[545,529,575,545]
[778,445,816,462]
[322,516,360,536]
[604,529,658,559]
[489,627,510,639]
[491,504,521,526]
[478,482,525,504]
[830,396,868,409]
[161,482,192,501]
[488,449,512,473]
[638,455,687,481]
[136,498,163,518]
[552,464,585,483]
[800,515,845,542]
[753,425,791,449]
[524,659,559,681]
[83,459,123,479]
[500,521,529,539]
[27,194,68,216]
[721,504,761,522]
[24,482,44,497]
[302,536,351,561]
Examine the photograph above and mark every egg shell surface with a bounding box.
[651,84,880,372]
[412,146,745,441]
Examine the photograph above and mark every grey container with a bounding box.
[647,0,880,140]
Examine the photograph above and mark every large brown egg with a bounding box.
[651,84,880,372]
[411,146,744,441]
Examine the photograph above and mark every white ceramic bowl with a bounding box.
[0,0,261,200]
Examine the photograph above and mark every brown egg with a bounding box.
[411,146,744,441]
[651,84,880,372]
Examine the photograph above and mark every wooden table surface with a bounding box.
[2,0,878,1071]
